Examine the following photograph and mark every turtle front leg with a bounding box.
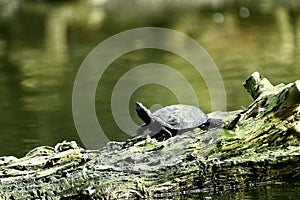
[150,127,173,141]
[161,127,173,137]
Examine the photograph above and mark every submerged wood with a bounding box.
[0,72,299,199]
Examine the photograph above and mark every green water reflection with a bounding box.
[0,0,299,157]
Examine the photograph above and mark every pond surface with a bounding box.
[0,0,299,164]
[185,183,300,200]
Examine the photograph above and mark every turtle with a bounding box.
[134,102,224,140]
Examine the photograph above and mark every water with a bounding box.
[186,183,300,200]
[1,0,299,154]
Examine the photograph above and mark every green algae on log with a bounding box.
[0,72,299,199]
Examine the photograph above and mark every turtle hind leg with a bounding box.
[201,118,224,130]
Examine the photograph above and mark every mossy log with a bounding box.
[0,72,300,199]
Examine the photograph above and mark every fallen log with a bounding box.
[0,71,299,199]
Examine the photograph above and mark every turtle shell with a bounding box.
[152,104,208,130]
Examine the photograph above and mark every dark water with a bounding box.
[0,0,300,198]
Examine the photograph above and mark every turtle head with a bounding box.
[135,102,152,124]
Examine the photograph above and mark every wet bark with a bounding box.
[0,72,299,199]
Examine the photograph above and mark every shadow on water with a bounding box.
[0,0,299,157]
